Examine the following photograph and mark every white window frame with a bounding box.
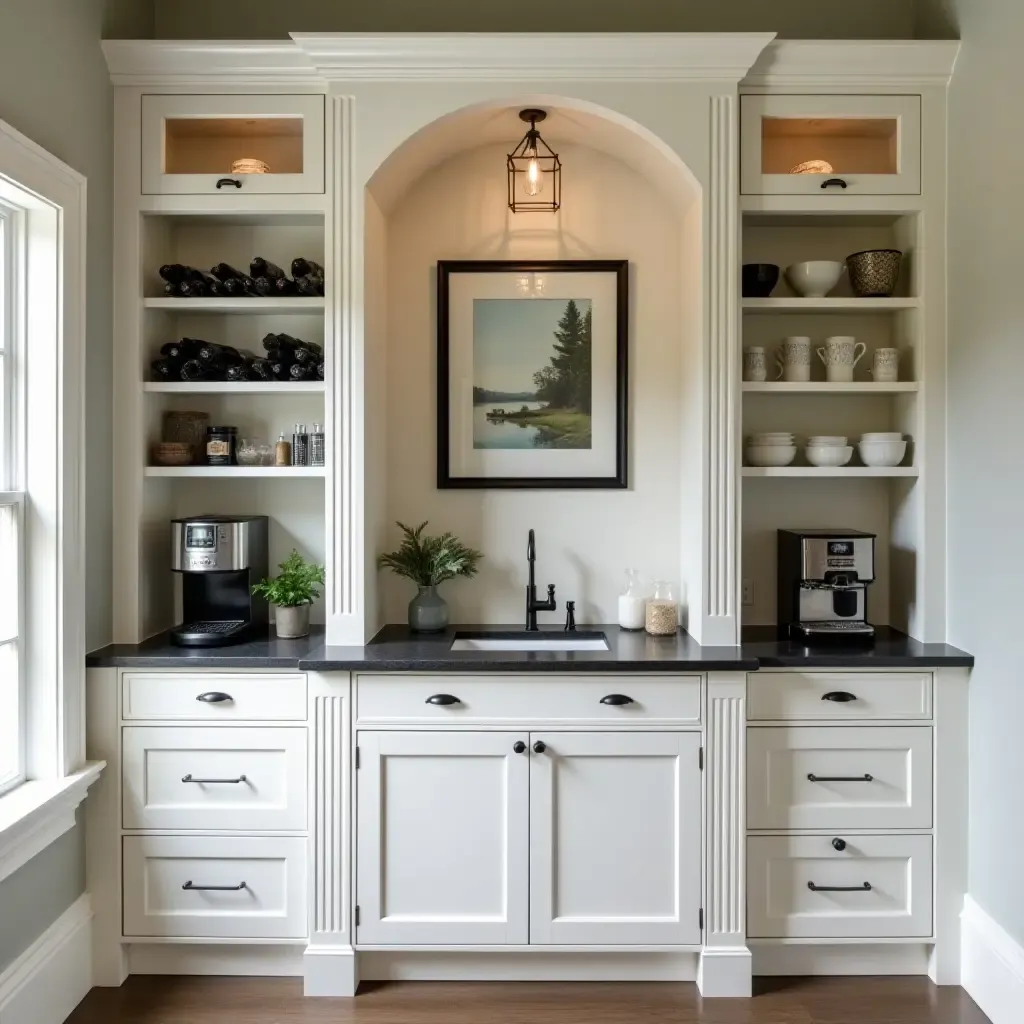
[0,118,102,882]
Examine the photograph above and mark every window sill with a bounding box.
[0,762,105,883]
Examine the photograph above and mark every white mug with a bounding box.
[817,335,867,383]
[774,336,812,383]
[743,347,768,382]
[869,347,900,383]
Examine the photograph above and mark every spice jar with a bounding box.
[617,569,648,630]
[205,425,237,466]
[645,580,678,636]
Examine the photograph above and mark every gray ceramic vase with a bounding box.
[409,585,449,633]
[275,603,311,639]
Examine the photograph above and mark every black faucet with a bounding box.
[525,529,556,631]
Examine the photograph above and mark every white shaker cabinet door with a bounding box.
[356,731,530,945]
[529,732,702,945]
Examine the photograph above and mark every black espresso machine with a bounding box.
[777,528,877,641]
[170,514,269,647]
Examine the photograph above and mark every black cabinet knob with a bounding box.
[820,177,848,189]
[513,741,527,754]
[215,177,243,189]
[533,741,547,754]
[425,693,460,706]
[832,838,847,851]
[822,691,857,703]
[196,691,232,703]
[600,693,635,706]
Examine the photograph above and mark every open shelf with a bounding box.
[742,466,918,478]
[145,381,325,394]
[742,297,920,313]
[143,297,325,315]
[145,466,326,478]
[742,381,918,394]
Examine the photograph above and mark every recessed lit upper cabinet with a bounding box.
[141,95,325,195]
[741,95,921,196]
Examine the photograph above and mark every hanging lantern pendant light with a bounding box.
[507,108,561,213]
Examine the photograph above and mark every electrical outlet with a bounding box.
[742,578,754,606]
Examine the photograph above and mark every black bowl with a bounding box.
[742,263,780,298]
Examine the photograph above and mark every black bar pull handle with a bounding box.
[808,881,871,892]
[822,691,857,703]
[182,774,248,784]
[215,177,243,189]
[821,177,848,189]
[196,691,233,704]
[808,773,873,783]
[425,693,461,706]
[600,694,635,706]
[182,880,247,891]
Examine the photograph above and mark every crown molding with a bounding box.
[291,32,776,82]
[743,39,961,88]
[101,40,320,87]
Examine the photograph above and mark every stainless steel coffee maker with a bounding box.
[777,528,876,641]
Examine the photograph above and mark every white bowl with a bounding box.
[785,261,845,298]
[748,437,795,446]
[860,432,903,442]
[806,444,854,467]
[858,440,908,467]
[746,444,797,467]
[807,436,848,446]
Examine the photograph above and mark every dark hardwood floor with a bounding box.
[67,976,990,1024]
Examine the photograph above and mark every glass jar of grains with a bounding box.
[645,580,678,636]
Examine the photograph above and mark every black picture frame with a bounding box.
[436,259,629,490]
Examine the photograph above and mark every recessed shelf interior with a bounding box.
[163,117,305,176]
[761,117,899,177]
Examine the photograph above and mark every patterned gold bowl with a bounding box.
[847,249,903,298]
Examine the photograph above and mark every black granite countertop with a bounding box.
[298,624,756,673]
[86,623,973,671]
[740,625,974,668]
[85,626,326,669]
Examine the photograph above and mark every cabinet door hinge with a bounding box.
[355,905,360,927]
[699,908,704,931]
[699,746,704,771]
[355,746,360,769]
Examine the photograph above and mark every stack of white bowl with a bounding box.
[858,432,907,467]
[746,432,797,467]
[806,435,853,467]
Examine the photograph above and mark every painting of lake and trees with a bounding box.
[472,297,592,450]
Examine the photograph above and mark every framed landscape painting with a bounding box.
[437,260,628,489]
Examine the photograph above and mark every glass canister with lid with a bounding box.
[645,580,679,636]
[617,569,649,630]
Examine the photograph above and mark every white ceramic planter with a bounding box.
[275,603,311,638]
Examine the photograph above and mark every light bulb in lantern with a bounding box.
[524,140,543,197]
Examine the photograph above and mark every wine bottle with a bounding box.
[273,277,299,296]
[159,263,207,286]
[150,358,175,381]
[198,343,244,366]
[249,358,273,381]
[249,257,286,281]
[163,281,178,296]
[252,276,276,297]
[289,362,316,381]
[160,338,204,362]
[225,361,255,382]
[179,359,218,382]
[210,263,249,283]
[316,361,325,381]
[294,274,324,297]
[222,275,259,298]
[270,360,293,381]
[264,333,321,365]
[290,258,324,279]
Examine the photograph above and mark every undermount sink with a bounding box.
[450,630,610,653]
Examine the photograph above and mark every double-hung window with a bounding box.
[0,201,24,796]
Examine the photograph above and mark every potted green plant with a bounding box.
[378,521,482,632]
[252,550,326,639]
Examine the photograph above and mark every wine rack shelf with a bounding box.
[144,381,326,394]
[143,297,326,314]
[144,466,327,478]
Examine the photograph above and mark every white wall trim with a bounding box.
[0,894,92,1024]
[752,942,931,976]
[961,895,1024,1024]
[0,763,103,884]
[126,943,305,977]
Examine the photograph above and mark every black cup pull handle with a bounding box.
[808,881,871,892]
[182,774,247,784]
[425,693,461,706]
[808,773,873,783]
[513,741,527,754]
[215,177,243,189]
[822,691,857,702]
[533,741,547,754]
[196,691,233,704]
[182,880,247,891]
[832,838,847,851]
[600,694,635,706]
[821,177,848,189]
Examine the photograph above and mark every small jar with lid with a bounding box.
[645,580,678,636]
[205,425,237,466]
[617,569,648,630]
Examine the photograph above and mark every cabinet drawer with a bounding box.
[122,672,306,721]
[748,835,933,938]
[122,727,307,831]
[142,94,325,195]
[747,726,932,830]
[355,674,701,726]
[749,672,932,721]
[123,835,307,938]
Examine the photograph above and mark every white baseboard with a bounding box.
[0,894,92,1024]
[752,943,930,976]
[126,943,304,977]
[962,895,1024,1024]
[304,946,358,997]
